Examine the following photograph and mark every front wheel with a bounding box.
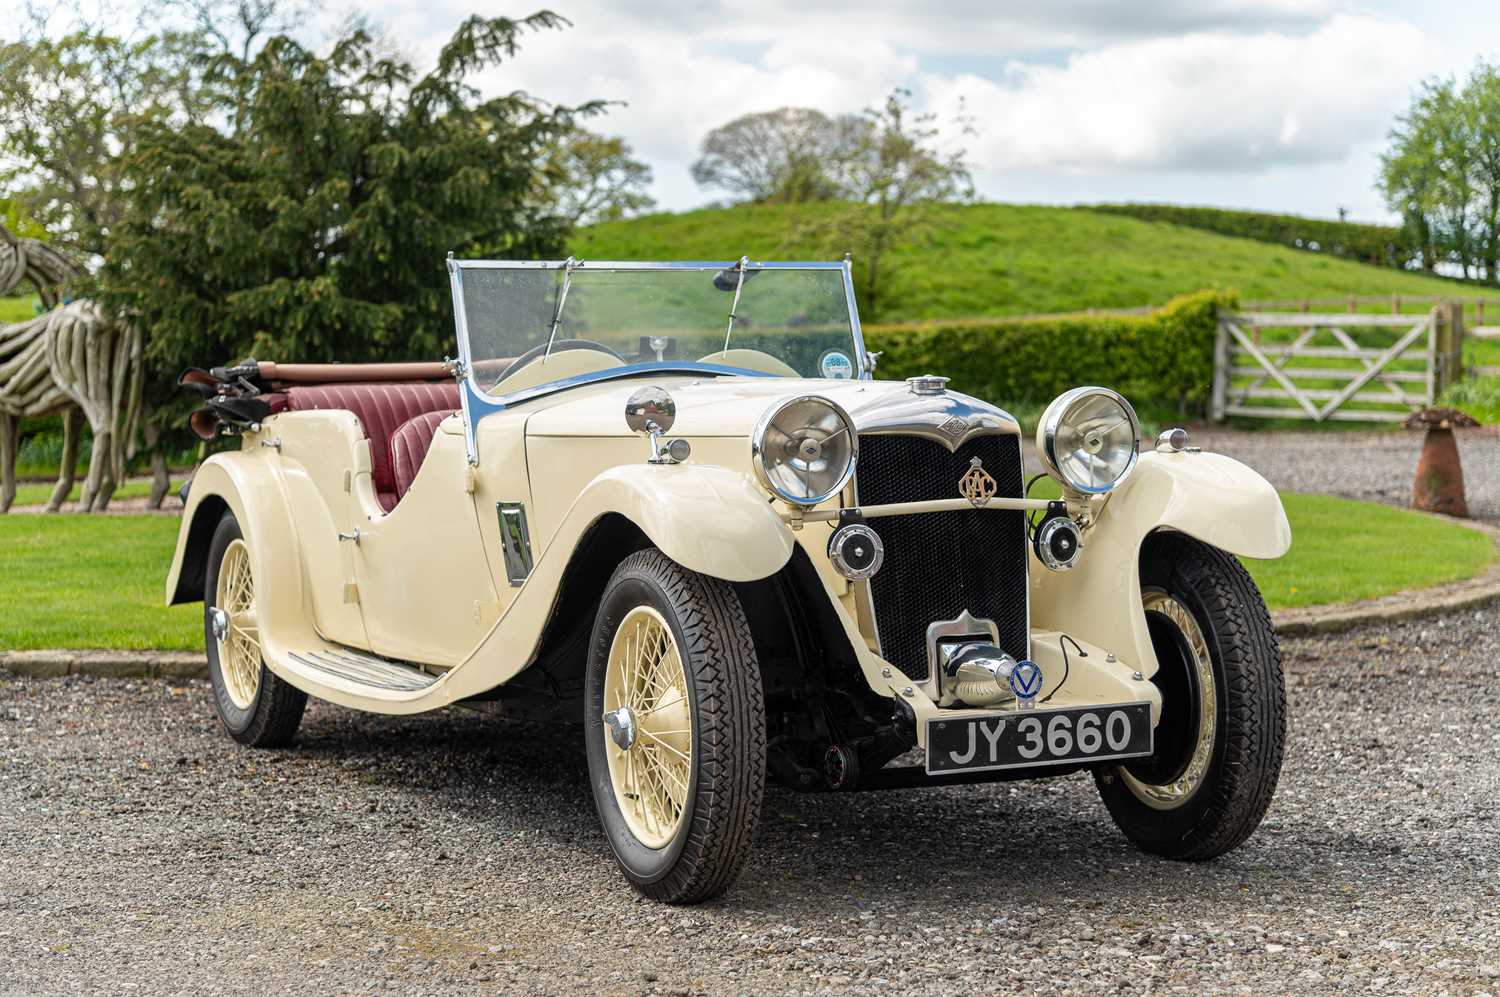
[584,550,766,904]
[204,512,307,748]
[1095,533,1286,860]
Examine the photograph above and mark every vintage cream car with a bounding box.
[166,258,1290,903]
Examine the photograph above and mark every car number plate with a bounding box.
[925,702,1153,775]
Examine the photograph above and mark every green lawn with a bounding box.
[1,493,1492,652]
[574,203,1499,324]
[1243,493,1494,608]
[0,514,200,651]
[8,478,171,507]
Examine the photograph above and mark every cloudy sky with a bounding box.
[356,0,1497,222]
[17,0,1500,222]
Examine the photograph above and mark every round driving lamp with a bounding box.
[752,395,857,506]
[1036,386,1141,495]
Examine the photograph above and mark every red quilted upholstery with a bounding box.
[284,382,459,511]
[390,410,450,502]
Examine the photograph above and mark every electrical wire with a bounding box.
[1040,633,1087,704]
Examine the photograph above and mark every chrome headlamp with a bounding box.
[1037,386,1141,495]
[751,395,857,506]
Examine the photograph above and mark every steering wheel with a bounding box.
[502,339,624,380]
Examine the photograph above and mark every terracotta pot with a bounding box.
[1411,427,1469,518]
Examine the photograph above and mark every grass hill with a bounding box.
[573,202,1494,324]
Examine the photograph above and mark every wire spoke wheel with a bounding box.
[1094,534,1285,862]
[214,539,262,710]
[586,550,764,903]
[603,606,693,848]
[1121,588,1218,810]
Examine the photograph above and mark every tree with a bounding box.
[100,13,599,376]
[801,89,974,319]
[539,130,656,226]
[690,107,859,204]
[1380,61,1500,285]
[1464,63,1500,285]
[0,30,210,256]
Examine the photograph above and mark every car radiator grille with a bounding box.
[855,433,1029,681]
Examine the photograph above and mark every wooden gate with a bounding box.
[1211,309,1444,422]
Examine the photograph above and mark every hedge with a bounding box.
[865,289,1231,415]
[1090,203,1420,271]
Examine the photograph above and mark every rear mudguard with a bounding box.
[164,451,328,654]
[1029,450,1291,680]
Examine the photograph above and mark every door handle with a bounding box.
[337,529,361,547]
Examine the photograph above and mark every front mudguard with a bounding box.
[546,462,797,583]
[442,463,798,700]
[1029,451,1291,679]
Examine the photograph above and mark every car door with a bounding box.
[351,417,502,667]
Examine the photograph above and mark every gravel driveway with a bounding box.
[4,607,1499,995]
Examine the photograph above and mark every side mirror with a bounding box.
[624,385,676,436]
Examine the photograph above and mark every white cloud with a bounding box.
[650,0,1344,54]
[11,0,1466,218]
[925,14,1433,173]
[446,12,918,207]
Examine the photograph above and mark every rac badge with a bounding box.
[958,456,998,507]
[1009,659,1043,706]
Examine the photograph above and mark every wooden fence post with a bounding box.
[1441,300,1464,394]
[1211,315,1230,423]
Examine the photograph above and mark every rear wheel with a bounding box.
[204,512,307,747]
[585,550,766,903]
[1095,533,1285,860]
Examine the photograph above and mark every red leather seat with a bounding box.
[284,382,459,511]
[390,410,451,503]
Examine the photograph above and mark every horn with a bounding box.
[188,408,219,441]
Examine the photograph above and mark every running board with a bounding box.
[286,647,439,693]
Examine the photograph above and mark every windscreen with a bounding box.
[456,264,861,394]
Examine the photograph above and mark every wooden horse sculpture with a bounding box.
[0,225,144,512]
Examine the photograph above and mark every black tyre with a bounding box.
[204,512,307,748]
[584,549,766,904]
[1094,533,1286,860]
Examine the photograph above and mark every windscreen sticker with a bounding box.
[820,349,854,380]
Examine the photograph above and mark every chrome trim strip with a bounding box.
[848,390,1022,452]
[497,502,534,586]
[840,257,872,383]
